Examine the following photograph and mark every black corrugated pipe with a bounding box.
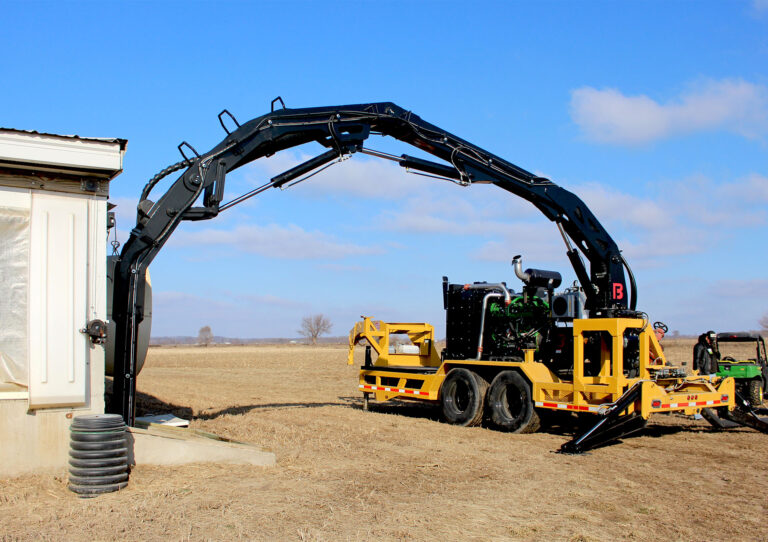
[68,414,129,497]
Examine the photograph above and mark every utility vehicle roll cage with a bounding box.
[110,100,637,425]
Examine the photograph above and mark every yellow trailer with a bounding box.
[349,316,737,451]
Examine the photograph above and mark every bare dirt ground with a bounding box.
[2,339,767,541]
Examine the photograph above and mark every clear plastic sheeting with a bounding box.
[0,206,29,387]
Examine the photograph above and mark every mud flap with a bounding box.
[558,383,646,454]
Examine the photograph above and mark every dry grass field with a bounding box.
[2,339,767,541]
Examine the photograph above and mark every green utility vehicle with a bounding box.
[716,332,768,405]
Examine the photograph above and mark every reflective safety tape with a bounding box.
[652,398,725,409]
[359,384,430,396]
[534,401,600,413]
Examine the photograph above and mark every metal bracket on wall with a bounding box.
[80,178,101,193]
[81,319,108,345]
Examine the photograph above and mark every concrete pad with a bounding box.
[127,425,275,467]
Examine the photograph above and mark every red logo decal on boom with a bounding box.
[612,283,624,300]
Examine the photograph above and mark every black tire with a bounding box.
[748,379,764,406]
[487,370,540,433]
[440,368,488,427]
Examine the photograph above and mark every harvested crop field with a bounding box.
[2,339,767,541]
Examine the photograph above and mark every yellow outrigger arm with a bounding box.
[560,375,735,453]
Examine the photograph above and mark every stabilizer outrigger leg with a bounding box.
[720,391,768,433]
[701,407,740,429]
[559,383,647,454]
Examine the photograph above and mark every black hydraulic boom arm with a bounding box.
[109,101,637,424]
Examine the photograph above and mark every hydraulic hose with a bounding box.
[621,254,638,311]
[140,158,194,202]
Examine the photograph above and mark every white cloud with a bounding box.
[229,292,305,309]
[643,277,768,334]
[169,223,380,260]
[315,263,371,272]
[740,173,768,202]
[365,170,768,271]
[155,291,239,312]
[570,79,768,145]
[568,174,768,268]
[611,230,705,269]
[378,207,514,236]
[117,163,767,276]
[375,182,539,236]
[147,167,767,336]
[574,182,672,230]
[471,221,570,265]
[664,174,768,227]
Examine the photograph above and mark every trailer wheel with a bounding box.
[487,371,540,433]
[747,379,764,406]
[441,368,488,427]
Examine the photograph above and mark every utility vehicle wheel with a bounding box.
[747,379,764,406]
[487,370,540,433]
[440,368,488,427]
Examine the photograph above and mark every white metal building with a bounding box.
[0,128,126,476]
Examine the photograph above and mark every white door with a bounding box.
[28,192,90,408]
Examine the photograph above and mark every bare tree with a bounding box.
[198,325,214,347]
[298,314,332,345]
[760,313,768,332]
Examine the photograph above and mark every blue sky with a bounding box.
[3,1,767,337]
